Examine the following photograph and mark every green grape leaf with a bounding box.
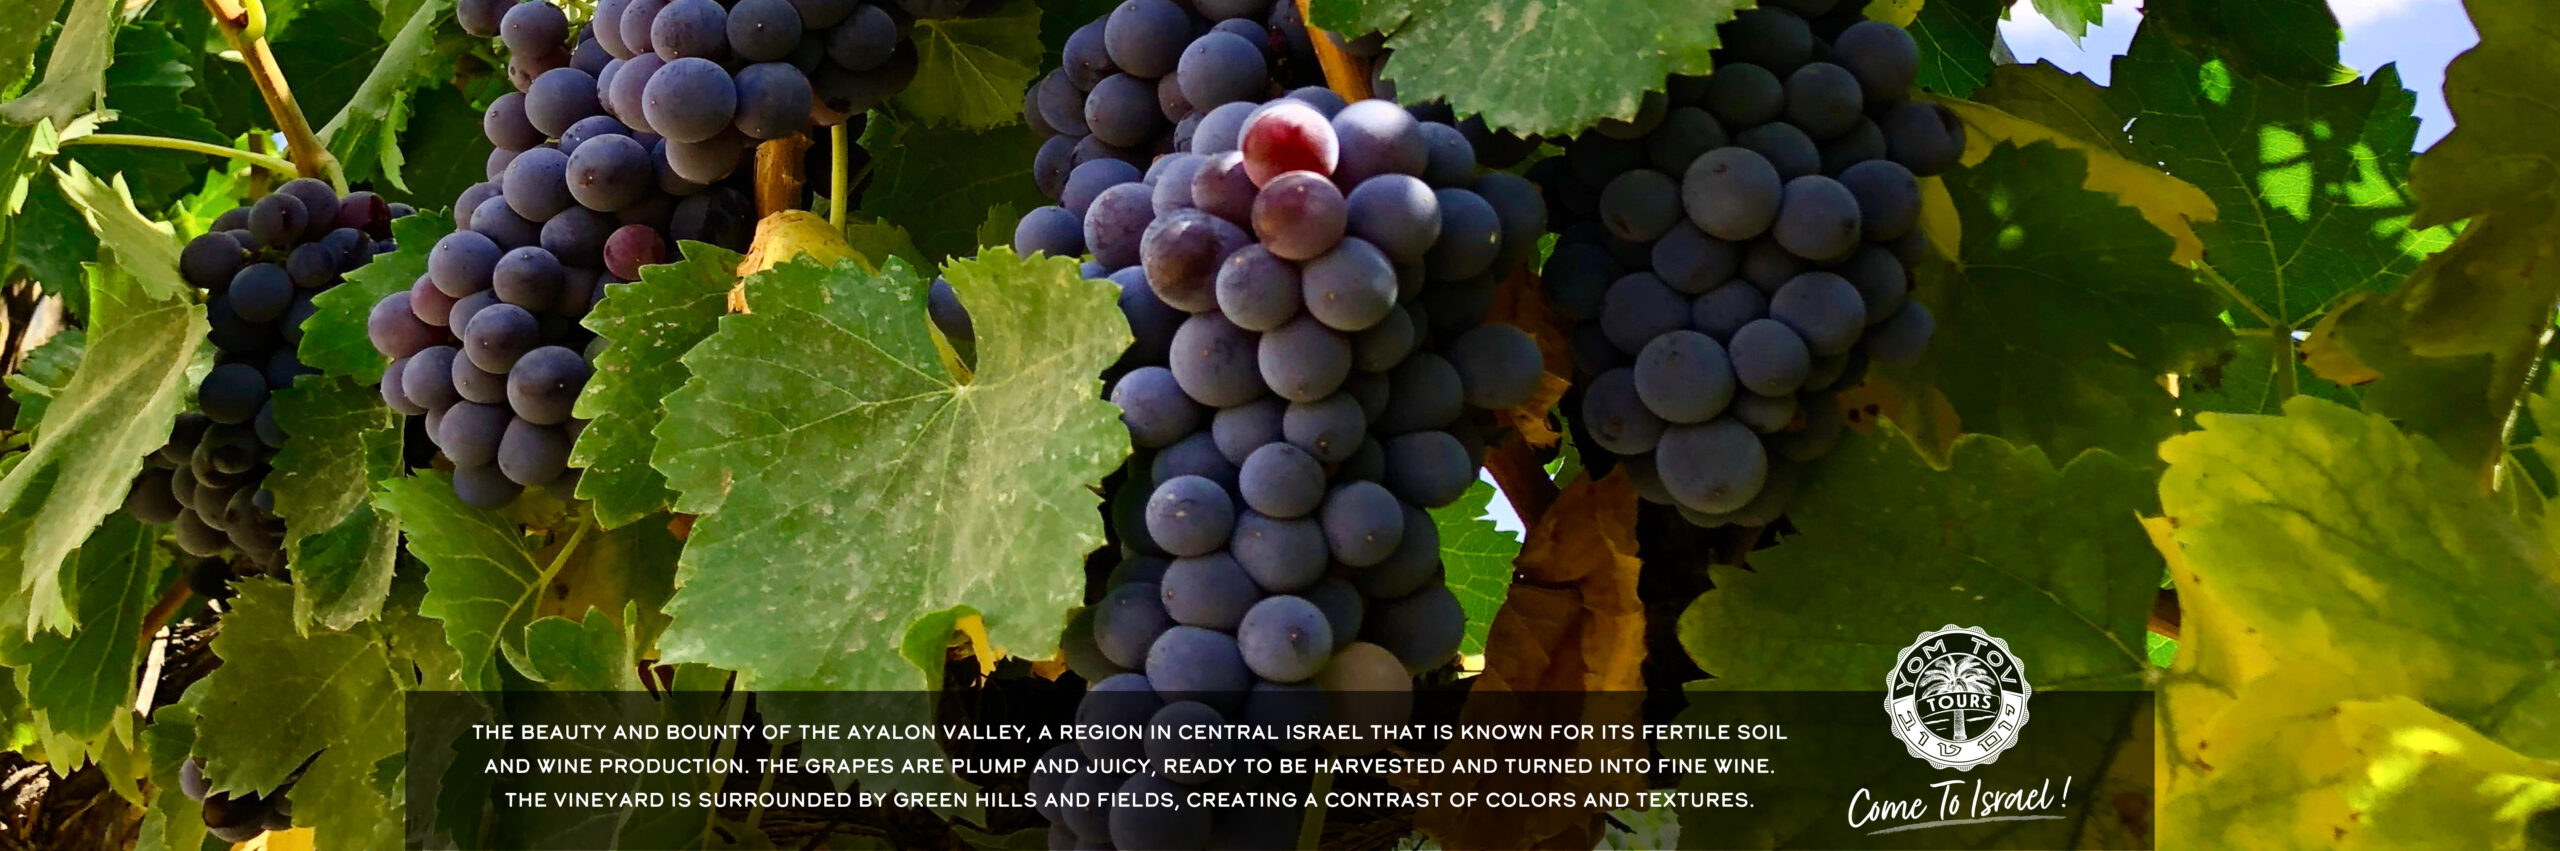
[190,581,411,851]
[11,177,100,307]
[268,374,404,631]
[1678,428,2159,691]
[1307,0,1746,136]
[2138,0,2350,88]
[319,0,459,189]
[1908,0,1999,97]
[266,0,395,129]
[136,690,207,851]
[384,474,681,690]
[307,211,449,377]
[375,83,485,208]
[1908,142,2232,463]
[2159,397,2560,757]
[570,242,742,529]
[2407,0,2559,228]
[2021,0,2109,41]
[1429,479,1516,657]
[896,0,1042,129]
[522,606,645,690]
[843,216,927,270]
[63,20,226,203]
[0,229,202,635]
[0,0,114,126]
[0,0,68,95]
[54,163,186,301]
[650,250,1129,690]
[8,514,159,762]
[5,326,83,429]
[857,116,1048,262]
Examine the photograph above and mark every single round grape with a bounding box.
[733,62,813,139]
[438,402,511,467]
[380,357,426,416]
[1212,397,1285,465]
[1147,625,1251,709]
[1159,553,1258,630]
[1417,121,1476,188]
[1329,100,1426,188]
[1772,175,1863,263]
[1600,272,1690,355]
[368,292,442,359]
[1656,419,1767,514]
[181,232,248,291]
[1214,245,1303,332]
[1365,581,1464,675]
[497,418,571,485]
[458,0,516,37]
[1238,441,1324,518]
[1633,330,1736,424]
[1739,121,1822,181]
[1703,61,1784,129]
[525,68,603,138]
[641,57,739,143]
[723,0,801,61]
[1104,0,1189,77]
[562,134,651,212]
[1785,62,1866,140]
[1834,20,1921,104]
[1141,209,1250,312]
[227,264,293,323]
[1169,312,1264,408]
[651,0,729,58]
[1083,72,1166,149]
[1343,173,1440,264]
[1301,236,1396,332]
[1837,159,1921,243]
[1176,31,1267,111]
[1145,474,1236,558]
[1770,271,1868,355]
[1281,392,1364,463]
[1823,118,1890,175]
[1150,431,1237,494]
[1724,7,1814,72]
[603,224,667,280]
[1645,106,1728,176]
[471,195,542,249]
[1380,430,1470,508]
[507,346,591,425]
[1062,159,1141,217]
[1251,170,1348,261]
[1599,169,1682,242]
[491,246,565,311]
[1741,238,1808,292]
[1093,584,1174,670]
[1110,366,1202,448]
[285,243,339,289]
[1447,323,1543,410]
[1691,280,1767,342]
[1866,301,1934,364]
[248,193,309,248]
[1258,314,1353,402]
[1881,101,1965,176]
[1237,595,1333,683]
[453,462,526,509]
[1231,510,1327,591]
[605,52,665,131]
[1351,303,1417,373]
[1190,101,1257,154]
[501,147,575,222]
[1427,187,1503,282]
[1728,318,1812,396]
[826,4,900,74]
[463,303,542,372]
[483,92,545,151]
[1084,181,1157,270]
[1240,100,1339,185]
[1654,223,1741,295]
[1583,368,1666,455]
[1005,205,1082,260]
[1318,480,1405,568]
[500,0,569,54]
[1373,351,1464,435]
[403,345,464,411]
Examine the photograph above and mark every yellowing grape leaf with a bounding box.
[1412,472,1643,851]
[649,249,1129,690]
[1681,427,2159,692]
[1940,68,2218,265]
[2158,397,2560,758]
[1305,0,1749,136]
[1908,142,2231,464]
[570,242,743,529]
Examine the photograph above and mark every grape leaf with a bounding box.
[569,242,742,529]
[521,605,645,690]
[5,326,82,429]
[0,0,114,126]
[190,581,416,851]
[374,83,485,209]
[1679,428,2158,692]
[2408,0,2557,229]
[383,474,680,690]
[0,0,67,95]
[266,0,395,130]
[1940,63,2218,265]
[2158,397,2560,757]
[53,162,186,301]
[1906,142,2232,464]
[10,176,100,306]
[5,514,159,763]
[318,0,459,189]
[857,116,1048,262]
[650,250,1128,690]
[897,0,1042,129]
[1429,479,1516,657]
[63,20,226,203]
[0,202,202,634]
[306,211,449,378]
[268,374,404,631]
[2298,289,2514,476]
[2021,0,2108,41]
[1307,0,1746,136]
[1907,0,1999,97]
[2138,0,2350,88]
[136,689,208,851]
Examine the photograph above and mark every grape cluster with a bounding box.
[1017,90,1548,851]
[1535,1,1949,527]
[463,0,961,147]
[1019,0,1326,210]
[123,180,405,566]
[179,758,296,842]
[380,1,780,509]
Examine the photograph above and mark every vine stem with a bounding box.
[830,123,850,229]
[63,134,300,177]
[198,0,332,180]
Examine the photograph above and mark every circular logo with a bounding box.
[1883,625,2032,770]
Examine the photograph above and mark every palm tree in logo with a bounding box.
[1917,654,1997,739]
